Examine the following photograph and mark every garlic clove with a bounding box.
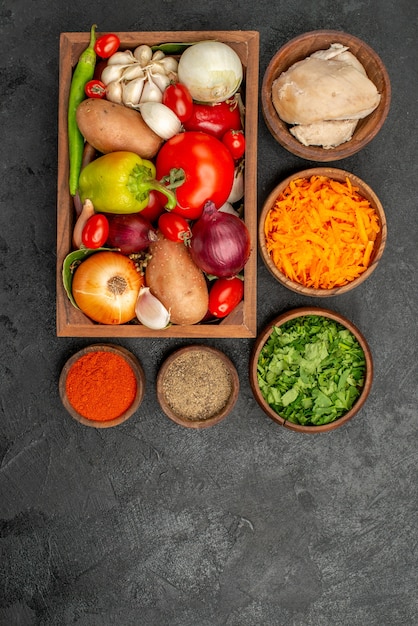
[101,64,126,85]
[139,76,163,103]
[133,44,153,67]
[107,50,136,66]
[135,287,171,330]
[122,77,146,107]
[150,71,171,93]
[106,81,123,104]
[160,56,179,74]
[151,50,165,62]
[122,64,145,81]
[139,102,182,140]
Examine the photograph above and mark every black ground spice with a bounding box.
[161,350,233,421]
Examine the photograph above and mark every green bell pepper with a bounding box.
[78,151,177,213]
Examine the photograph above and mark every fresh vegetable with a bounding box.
[177,41,243,103]
[190,201,251,278]
[68,24,97,196]
[162,83,193,122]
[257,315,367,426]
[138,102,182,140]
[72,199,95,248]
[145,232,209,325]
[156,131,235,220]
[81,213,109,249]
[94,33,120,59]
[76,99,163,158]
[208,276,244,318]
[106,213,157,254]
[78,151,176,214]
[183,98,242,139]
[71,251,143,324]
[135,286,171,330]
[140,190,165,223]
[84,79,106,98]
[158,213,191,243]
[264,175,380,289]
[222,129,245,160]
[227,165,244,204]
[101,45,178,108]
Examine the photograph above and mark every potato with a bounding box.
[146,233,209,325]
[76,99,163,159]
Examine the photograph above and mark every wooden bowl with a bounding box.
[249,307,373,433]
[59,344,145,428]
[261,30,391,161]
[259,167,387,296]
[157,345,239,428]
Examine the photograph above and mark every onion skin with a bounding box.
[190,201,251,278]
[72,251,143,324]
[106,213,157,254]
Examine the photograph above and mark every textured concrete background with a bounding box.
[1,0,417,624]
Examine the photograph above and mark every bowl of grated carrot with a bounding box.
[259,167,387,297]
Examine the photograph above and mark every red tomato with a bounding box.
[81,214,109,249]
[94,33,121,59]
[162,83,193,123]
[158,212,191,243]
[139,190,165,223]
[84,79,106,99]
[222,129,245,160]
[156,131,235,220]
[183,99,242,139]
[208,277,244,318]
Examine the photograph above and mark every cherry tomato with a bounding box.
[156,131,235,220]
[158,212,191,243]
[84,79,106,99]
[222,129,245,160]
[139,190,165,223]
[162,83,194,123]
[208,277,244,318]
[81,214,109,249]
[183,99,242,139]
[94,33,121,59]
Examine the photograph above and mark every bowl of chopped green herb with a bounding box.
[249,308,373,432]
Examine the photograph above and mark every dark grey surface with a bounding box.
[1,1,417,624]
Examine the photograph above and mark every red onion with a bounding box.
[106,213,157,255]
[189,201,251,277]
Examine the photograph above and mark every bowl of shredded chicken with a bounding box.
[262,31,391,161]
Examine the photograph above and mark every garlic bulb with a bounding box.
[102,46,180,108]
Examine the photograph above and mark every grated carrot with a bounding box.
[264,175,381,289]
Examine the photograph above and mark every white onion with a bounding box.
[178,41,243,103]
[139,102,182,140]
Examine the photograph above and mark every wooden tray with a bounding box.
[57,30,259,338]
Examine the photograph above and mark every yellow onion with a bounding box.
[72,251,142,324]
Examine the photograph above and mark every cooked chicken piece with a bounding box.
[272,43,381,126]
[311,43,368,75]
[290,119,359,148]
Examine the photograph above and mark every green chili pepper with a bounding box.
[78,151,177,213]
[68,24,97,197]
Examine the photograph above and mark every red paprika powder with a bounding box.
[65,350,137,421]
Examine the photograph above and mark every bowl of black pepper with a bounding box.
[156,345,240,428]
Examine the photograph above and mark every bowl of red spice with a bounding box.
[157,345,239,428]
[259,167,387,296]
[59,344,145,428]
[249,307,373,433]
